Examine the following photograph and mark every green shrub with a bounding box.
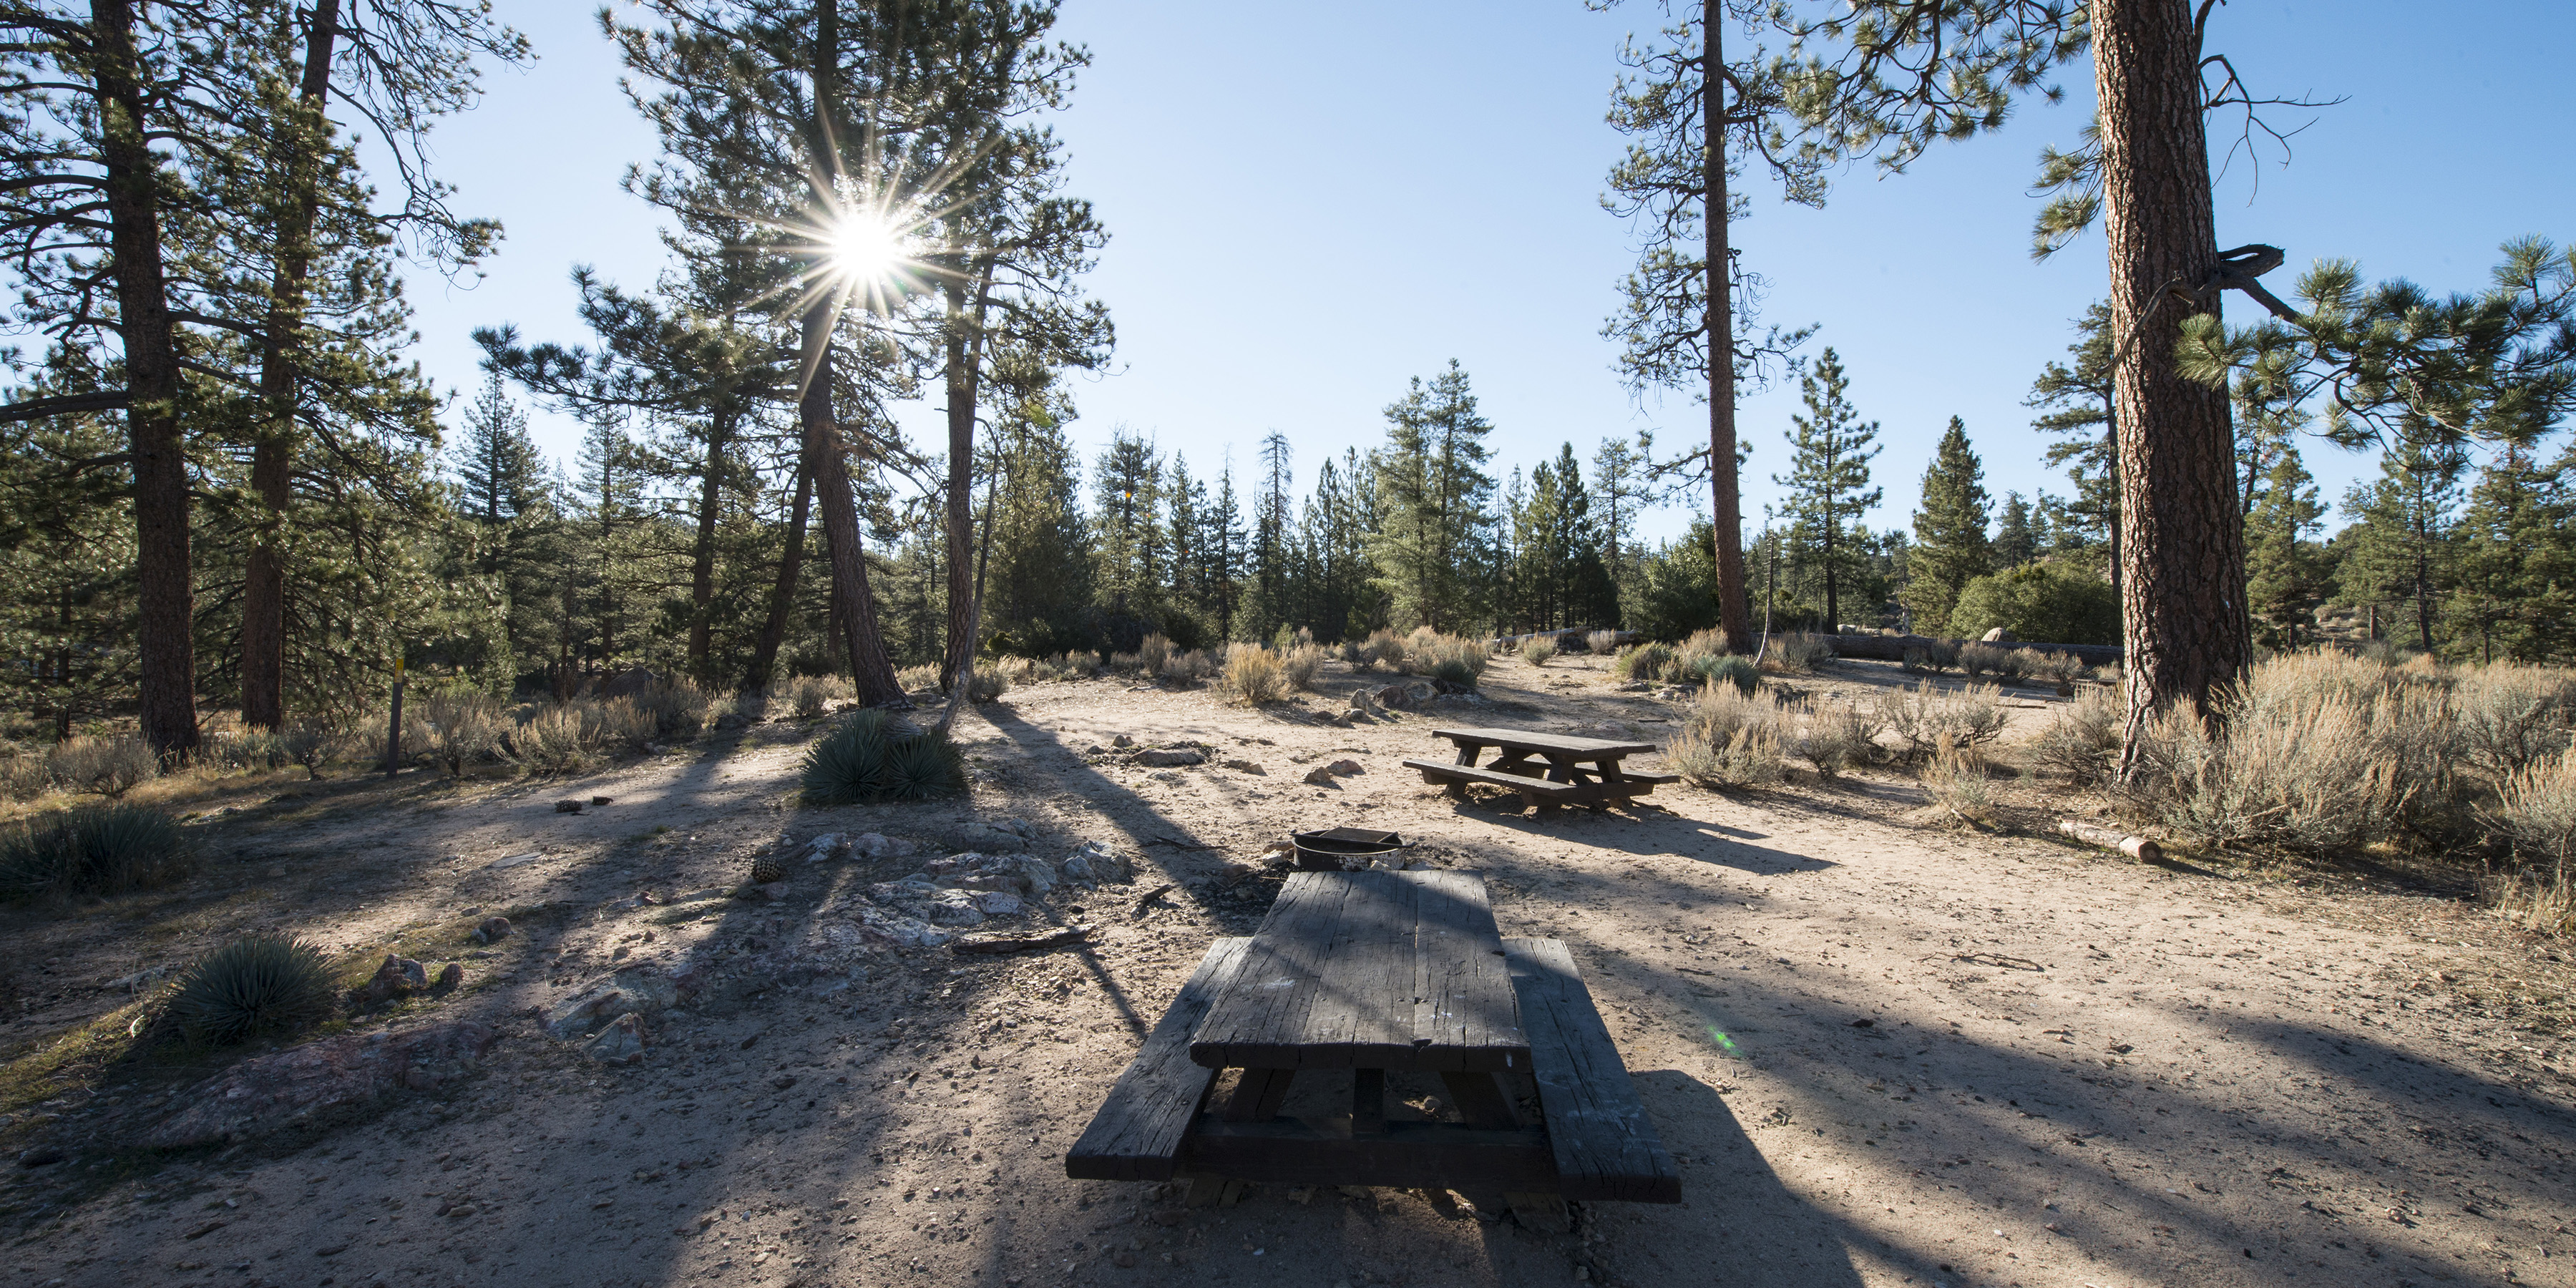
[1282,643,1326,691]
[1767,632,1834,673]
[1611,641,1675,683]
[1948,562,2119,645]
[1138,633,1174,677]
[1875,680,2006,760]
[1669,686,1787,788]
[1586,630,1621,655]
[801,710,965,805]
[166,934,337,1046]
[634,679,716,737]
[1794,702,1882,777]
[1956,641,2008,678]
[1902,641,1958,674]
[2492,748,2576,867]
[789,674,855,718]
[1521,638,1559,667]
[0,804,190,899]
[2029,686,2122,784]
[414,693,505,777]
[1683,652,1760,695]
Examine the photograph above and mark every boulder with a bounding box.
[353,955,429,1006]
[1324,758,1363,776]
[1302,766,1340,788]
[470,917,512,945]
[1981,627,2016,643]
[541,968,692,1040]
[147,1021,499,1148]
[1221,758,1265,775]
[1131,748,1204,768]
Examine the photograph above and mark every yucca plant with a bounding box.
[878,733,967,801]
[0,804,190,899]
[801,709,965,805]
[166,934,338,1045]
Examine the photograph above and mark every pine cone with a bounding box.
[750,857,785,885]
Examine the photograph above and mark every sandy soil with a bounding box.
[4,653,2574,1288]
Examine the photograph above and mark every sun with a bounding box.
[829,213,909,283]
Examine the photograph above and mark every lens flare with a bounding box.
[831,213,907,283]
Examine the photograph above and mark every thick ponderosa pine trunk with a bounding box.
[798,307,904,706]
[743,459,811,693]
[92,0,196,761]
[240,0,341,730]
[1704,0,1751,652]
[2099,0,2251,774]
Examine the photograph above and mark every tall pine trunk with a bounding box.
[743,458,811,693]
[240,0,341,730]
[686,406,734,683]
[799,307,904,705]
[1704,0,1751,652]
[2100,0,2250,774]
[92,0,195,761]
[938,279,975,691]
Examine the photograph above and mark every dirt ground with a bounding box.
[5,652,2574,1288]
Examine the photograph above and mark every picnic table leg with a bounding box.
[1352,1068,1385,1135]
[1443,742,1483,799]
[1221,1067,1296,1123]
[1439,1071,1518,1129]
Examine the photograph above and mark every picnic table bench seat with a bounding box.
[1400,757,1586,798]
[1065,937,1249,1182]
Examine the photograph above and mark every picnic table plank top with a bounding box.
[1430,726,1659,758]
[1189,869,1527,1073]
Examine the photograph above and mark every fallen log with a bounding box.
[2058,818,2163,862]
[950,924,1092,955]
[1819,633,2123,667]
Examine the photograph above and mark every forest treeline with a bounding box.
[1,1,2572,760]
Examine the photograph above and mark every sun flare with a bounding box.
[829,213,908,282]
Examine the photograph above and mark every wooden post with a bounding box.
[383,655,405,777]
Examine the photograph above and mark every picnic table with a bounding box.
[1400,726,1679,813]
[1066,869,1679,1213]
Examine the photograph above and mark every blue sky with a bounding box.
[406,1,2576,546]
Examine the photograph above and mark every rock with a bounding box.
[600,665,660,699]
[851,904,954,950]
[17,1146,64,1168]
[1132,748,1204,768]
[353,955,430,1006]
[922,889,987,927]
[951,924,1091,955]
[146,1021,499,1148]
[583,1013,646,1064]
[542,968,693,1040]
[954,820,1034,852]
[849,831,904,858]
[1059,841,1131,885]
[1981,626,2016,643]
[1302,766,1340,788]
[1221,758,1265,775]
[1615,680,1649,692]
[967,891,1023,917]
[554,799,584,814]
[432,962,463,991]
[1349,686,1380,711]
[713,711,752,731]
[1324,758,1362,776]
[1111,733,1133,748]
[1375,684,1413,710]
[470,917,512,945]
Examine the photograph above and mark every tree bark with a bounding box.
[938,280,976,691]
[92,0,196,761]
[686,406,734,683]
[240,0,341,731]
[1704,0,1752,653]
[2099,0,2250,775]
[799,306,904,705]
[743,457,811,693]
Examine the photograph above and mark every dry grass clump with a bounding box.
[1793,701,1883,777]
[45,736,159,798]
[2482,748,2576,933]
[897,663,942,693]
[1,746,49,801]
[2119,653,2454,854]
[1765,632,1835,674]
[789,673,855,718]
[1282,643,1326,691]
[1219,643,1289,706]
[1138,633,1174,677]
[633,678,716,737]
[1902,641,1958,674]
[415,693,507,776]
[2454,662,2575,777]
[1668,683,1787,789]
[1957,641,2010,678]
[1161,648,1216,685]
[1382,628,1489,687]
[1876,679,2006,760]
[1920,736,1999,827]
[502,703,606,775]
[1521,638,1559,667]
[1587,630,1621,655]
[2029,685,2123,784]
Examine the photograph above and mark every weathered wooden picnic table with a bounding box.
[1401,726,1679,813]
[1066,869,1679,1213]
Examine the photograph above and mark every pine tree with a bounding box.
[2026,303,2120,583]
[2333,424,2467,655]
[2444,441,2575,663]
[1589,432,1653,613]
[1993,494,2039,570]
[1368,362,1496,633]
[1773,348,1882,633]
[1248,430,1294,640]
[1202,467,1247,643]
[982,410,1093,655]
[1091,431,1163,624]
[2243,441,2326,649]
[1905,416,1991,637]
